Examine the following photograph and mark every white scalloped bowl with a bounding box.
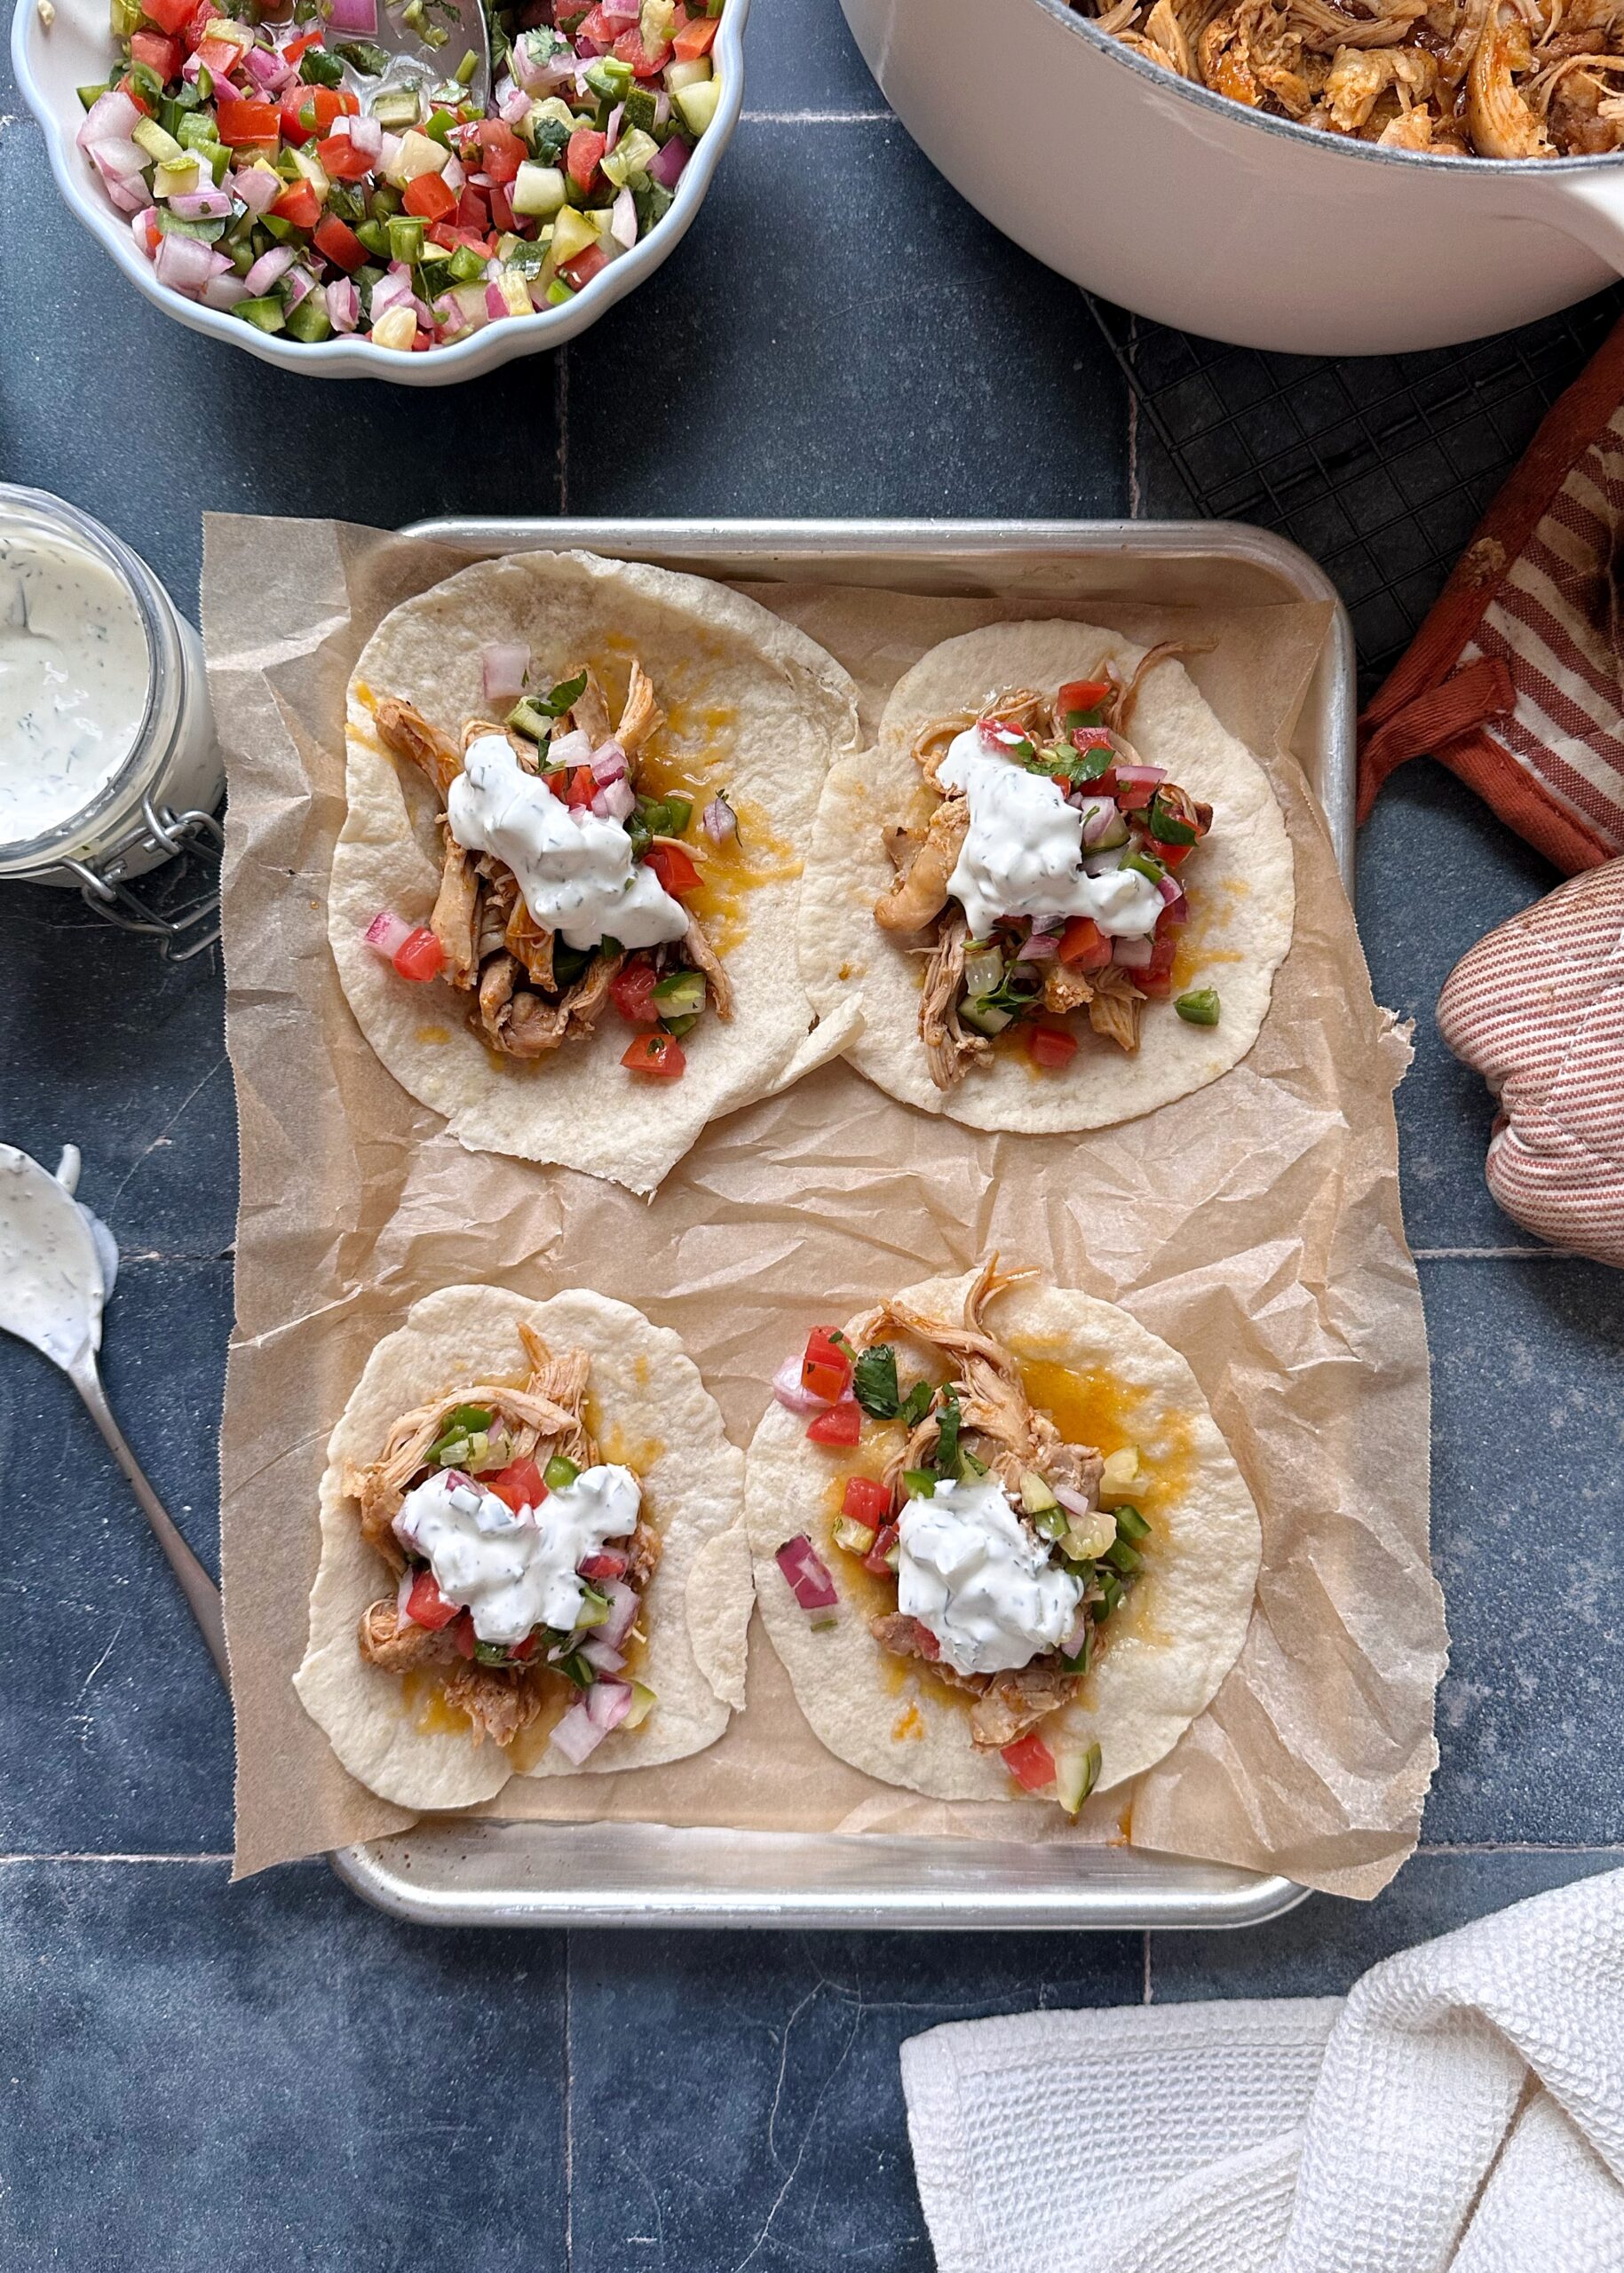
[13,0,746,384]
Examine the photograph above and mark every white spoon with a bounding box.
[0,1142,228,1682]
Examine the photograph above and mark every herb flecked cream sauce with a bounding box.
[0,527,149,848]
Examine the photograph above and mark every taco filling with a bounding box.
[772,1263,1157,1812]
[874,652,1220,1091]
[363,654,732,1081]
[345,1318,661,1765]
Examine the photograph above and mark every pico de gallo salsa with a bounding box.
[75,0,726,350]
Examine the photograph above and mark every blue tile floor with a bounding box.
[3,0,1622,2264]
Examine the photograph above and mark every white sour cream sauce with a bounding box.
[0,530,150,847]
[0,1145,105,1372]
[448,733,690,952]
[394,1461,640,1646]
[937,726,1164,944]
[898,1476,1083,1676]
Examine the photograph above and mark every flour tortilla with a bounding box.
[796,620,1295,1131]
[331,550,863,1193]
[295,1285,751,1811]
[746,1271,1261,1805]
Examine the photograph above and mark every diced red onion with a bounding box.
[379,131,406,173]
[242,43,293,89]
[1113,933,1154,969]
[482,641,530,706]
[1017,927,1059,962]
[605,99,624,151]
[1061,1604,1090,1658]
[396,1567,416,1622]
[548,727,593,769]
[772,1355,828,1414]
[78,88,141,151]
[1159,890,1189,927]
[363,909,414,959]
[232,166,281,215]
[169,188,233,219]
[243,244,294,296]
[370,267,414,315]
[180,48,205,82]
[1113,764,1166,789]
[328,0,378,28]
[591,779,637,823]
[610,186,638,249]
[1156,874,1184,907]
[599,1580,638,1649]
[647,133,688,191]
[441,151,466,194]
[1081,797,1121,847]
[550,1703,607,1764]
[580,1637,625,1675]
[96,148,150,207]
[701,795,736,845]
[154,231,220,296]
[281,265,314,312]
[590,742,628,784]
[327,277,360,332]
[575,36,609,58]
[775,1534,839,1613]
[585,1677,635,1731]
[485,281,509,321]
[202,273,251,310]
[348,113,384,160]
[499,83,530,123]
[1052,1483,1096,1521]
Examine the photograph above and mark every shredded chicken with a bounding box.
[503,899,556,991]
[431,833,480,989]
[681,915,735,1020]
[1079,0,1618,148]
[874,796,970,933]
[614,661,665,757]
[569,668,614,748]
[918,909,994,1093]
[1088,966,1146,1054]
[375,697,462,798]
[442,1665,546,1748]
[1043,964,1096,1017]
[970,1666,1081,1751]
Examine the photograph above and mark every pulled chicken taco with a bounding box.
[296,1286,751,1810]
[747,1263,1261,1811]
[797,620,1295,1132]
[331,550,862,1191]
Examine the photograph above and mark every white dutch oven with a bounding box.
[841,0,1624,353]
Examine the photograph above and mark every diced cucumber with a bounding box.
[234,295,287,334]
[959,997,1013,1037]
[1055,1741,1102,1816]
[1097,1446,1140,1506]
[652,969,706,1018]
[512,162,566,218]
[623,1681,657,1729]
[372,85,424,130]
[832,1517,876,1556]
[132,115,186,166]
[574,1587,611,1629]
[550,203,600,264]
[154,159,201,201]
[674,76,720,134]
[665,55,711,91]
[1018,1469,1058,1517]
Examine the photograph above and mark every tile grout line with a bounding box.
[557,345,571,517]
[1412,1247,1568,1260]
[1141,1933,1153,2004]
[1126,313,1141,520]
[0,1852,234,1864]
[739,107,891,123]
[564,1928,575,2273]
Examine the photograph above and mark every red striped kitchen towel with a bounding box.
[1438,859,1624,1266]
[1358,316,1624,874]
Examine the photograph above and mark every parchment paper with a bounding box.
[204,515,1446,1897]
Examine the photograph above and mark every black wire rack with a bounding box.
[1089,289,1624,695]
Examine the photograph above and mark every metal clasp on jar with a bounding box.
[63,793,224,961]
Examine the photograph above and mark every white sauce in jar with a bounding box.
[0,530,150,848]
[448,733,689,952]
[394,1461,641,1646]
[898,1476,1083,1676]
[937,725,1164,943]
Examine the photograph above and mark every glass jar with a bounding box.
[0,486,223,941]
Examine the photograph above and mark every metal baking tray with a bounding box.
[331,518,1354,1932]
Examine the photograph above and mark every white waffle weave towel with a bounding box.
[901,1867,1624,2273]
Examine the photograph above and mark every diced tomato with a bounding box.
[613,26,672,73]
[269,178,321,230]
[181,0,215,51]
[1057,677,1113,720]
[403,170,458,221]
[862,1521,899,1575]
[842,1474,892,1526]
[281,83,356,141]
[477,117,526,182]
[449,1610,477,1659]
[317,131,374,182]
[215,94,281,147]
[610,958,661,1024]
[644,842,701,898]
[456,185,490,233]
[544,769,568,801]
[801,1327,852,1405]
[283,27,323,60]
[566,763,598,810]
[577,2,622,35]
[140,0,193,34]
[1158,836,1193,867]
[562,242,610,289]
[672,12,718,55]
[1138,934,1178,999]
[487,179,516,233]
[508,1633,538,1661]
[577,1549,629,1581]
[909,1618,941,1661]
[485,1455,547,1515]
[1028,1023,1079,1070]
[1002,1732,1058,1791]
[115,73,154,114]
[313,213,368,270]
[193,33,242,74]
[622,1031,686,1078]
[392,926,444,982]
[405,1568,460,1630]
[1058,916,1113,972]
[806,1400,860,1447]
[566,125,607,190]
[1115,775,1157,812]
[130,29,180,77]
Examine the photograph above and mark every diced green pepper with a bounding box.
[506,697,553,742]
[1120,849,1167,885]
[1104,1536,1141,1575]
[901,1469,937,1501]
[1174,988,1221,1027]
[1113,1504,1151,1542]
[284,294,333,343]
[387,214,426,264]
[544,1453,581,1491]
[234,296,288,333]
[653,969,706,1018]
